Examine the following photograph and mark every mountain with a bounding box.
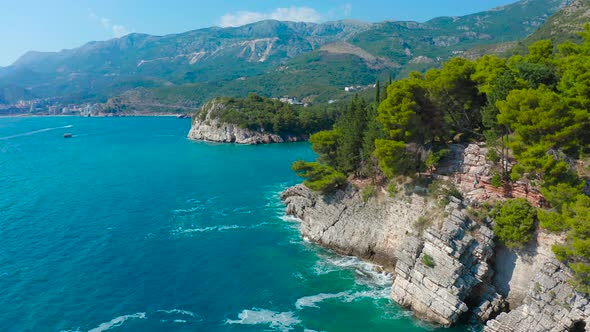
[0,0,571,110]
[0,20,370,104]
[520,0,590,46]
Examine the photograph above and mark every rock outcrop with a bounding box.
[486,260,590,332]
[281,185,504,326]
[281,184,429,269]
[391,197,503,327]
[187,100,306,144]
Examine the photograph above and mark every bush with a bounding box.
[415,216,431,233]
[387,183,398,197]
[491,173,502,188]
[493,198,536,249]
[421,254,436,268]
[425,148,451,170]
[361,185,376,203]
[486,149,500,163]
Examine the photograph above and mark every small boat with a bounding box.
[64,133,73,138]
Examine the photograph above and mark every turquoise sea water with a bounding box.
[0,117,476,332]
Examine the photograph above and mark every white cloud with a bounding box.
[219,6,322,27]
[342,3,353,16]
[90,12,131,38]
[111,25,131,38]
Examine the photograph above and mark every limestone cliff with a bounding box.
[187,99,306,144]
[281,143,590,331]
[282,184,504,327]
[486,259,590,332]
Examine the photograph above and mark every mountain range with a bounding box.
[0,0,583,112]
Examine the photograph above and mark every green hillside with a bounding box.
[0,0,571,112]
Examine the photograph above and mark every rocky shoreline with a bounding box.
[187,100,307,144]
[280,144,590,331]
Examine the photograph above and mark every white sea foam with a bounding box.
[295,287,392,311]
[295,291,350,309]
[172,206,204,214]
[174,222,270,235]
[312,254,393,287]
[87,312,147,332]
[0,125,73,140]
[176,225,245,234]
[226,308,301,332]
[156,309,197,317]
[280,215,303,223]
[173,319,187,323]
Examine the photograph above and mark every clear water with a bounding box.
[0,117,477,332]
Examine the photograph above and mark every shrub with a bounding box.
[387,183,398,197]
[361,185,376,203]
[491,173,502,188]
[415,216,431,233]
[425,148,451,170]
[493,198,536,249]
[421,254,436,268]
[486,149,500,163]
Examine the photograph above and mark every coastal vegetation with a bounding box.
[293,26,590,292]
[492,198,537,249]
[196,94,339,136]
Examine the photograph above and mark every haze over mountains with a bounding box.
[0,0,584,113]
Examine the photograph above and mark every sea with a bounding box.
[0,117,478,332]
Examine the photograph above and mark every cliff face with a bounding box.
[282,185,503,327]
[486,260,590,332]
[281,184,427,269]
[187,100,306,144]
[391,198,504,326]
[280,143,590,331]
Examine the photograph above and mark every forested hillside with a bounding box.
[293,27,590,292]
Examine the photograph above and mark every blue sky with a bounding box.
[0,0,517,66]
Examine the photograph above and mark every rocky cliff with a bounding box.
[281,143,590,331]
[282,184,504,327]
[187,99,306,144]
[486,259,590,332]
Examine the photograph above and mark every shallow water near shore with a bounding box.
[0,117,478,332]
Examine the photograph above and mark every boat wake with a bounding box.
[0,125,73,140]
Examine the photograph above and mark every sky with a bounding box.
[0,0,518,66]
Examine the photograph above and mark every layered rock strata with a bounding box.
[486,260,590,332]
[391,197,503,326]
[281,185,504,326]
[281,184,427,269]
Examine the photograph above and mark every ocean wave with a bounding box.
[311,255,393,287]
[226,308,301,332]
[173,222,270,235]
[172,206,204,214]
[156,309,197,318]
[153,309,203,324]
[175,225,245,234]
[87,312,147,332]
[295,291,350,309]
[295,288,392,311]
[0,125,73,140]
[280,215,303,223]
